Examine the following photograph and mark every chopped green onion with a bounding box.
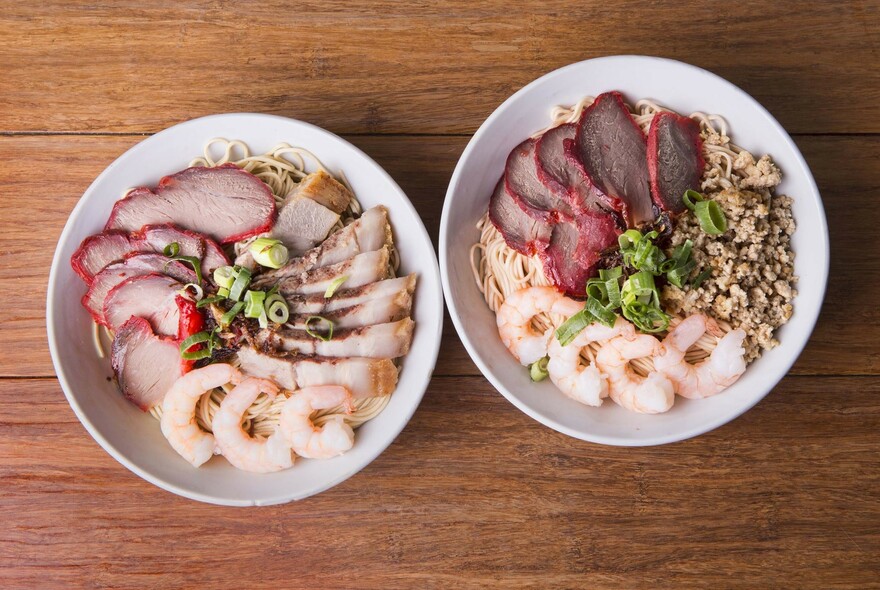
[213,266,236,289]
[663,240,696,288]
[622,300,670,333]
[683,189,704,211]
[618,229,643,250]
[163,242,180,257]
[692,268,712,288]
[695,199,728,234]
[555,309,592,346]
[228,266,251,301]
[324,275,349,298]
[305,316,334,342]
[584,297,617,327]
[181,348,213,361]
[196,294,225,308]
[220,301,245,327]
[179,331,211,354]
[529,357,549,382]
[218,287,230,298]
[244,290,266,319]
[268,299,289,324]
[165,255,203,286]
[249,238,289,269]
[178,282,204,301]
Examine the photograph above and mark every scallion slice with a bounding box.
[220,301,245,327]
[555,309,592,347]
[268,299,289,324]
[163,242,180,257]
[692,268,712,288]
[695,200,728,234]
[324,275,349,299]
[683,189,704,211]
[196,294,225,308]
[228,266,251,301]
[305,316,334,342]
[584,296,617,327]
[249,238,289,269]
[213,266,236,289]
[178,282,204,301]
[243,290,266,319]
[165,255,203,286]
[529,357,549,382]
[179,331,211,353]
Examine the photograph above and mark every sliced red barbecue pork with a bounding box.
[571,91,655,227]
[110,316,181,411]
[505,138,575,222]
[83,254,196,324]
[488,178,551,256]
[538,212,619,297]
[647,111,705,215]
[104,164,276,244]
[71,232,135,283]
[103,273,182,336]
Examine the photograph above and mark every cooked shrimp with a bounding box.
[161,363,242,467]
[212,377,293,473]
[497,286,582,365]
[654,314,747,399]
[595,333,675,414]
[546,317,635,407]
[280,385,356,459]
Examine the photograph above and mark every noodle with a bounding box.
[473,97,745,377]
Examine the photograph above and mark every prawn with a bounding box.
[280,385,356,459]
[546,317,634,407]
[595,333,675,414]
[496,286,582,365]
[212,377,294,473]
[161,363,242,467]
[654,314,747,399]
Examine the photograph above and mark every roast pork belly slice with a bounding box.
[276,246,391,297]
[263,318,414,359]
[237,346,398,398]
[104,164,276,244]
[284,275,417,315]
[83,254,196,325]
[285,170,353,214]
[71,231,136,283]
[103,273,182,336]
[252,206,391,287]
[538,212,620,297]
[572,91,654,227]
[505,138,575,222]
[488,178,551,256]
[111,316,181,411]
[647,111,705,215]
[272,196,340,255]
[288,289,413,330]
[536,123,618,215]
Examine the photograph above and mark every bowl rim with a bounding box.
[47,113,444,505]
[439,55,829,446]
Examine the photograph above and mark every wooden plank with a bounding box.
[1,134,877,377]
[1,375,878,588]
[0,1,877,135]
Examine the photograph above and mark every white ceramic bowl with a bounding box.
[440,56,828,446]
[48,114,444,505]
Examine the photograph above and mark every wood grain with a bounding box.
[0,1,877,135]
[1,134,877,377]
[1,376,878,589]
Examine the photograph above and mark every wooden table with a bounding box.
[2,2,878,588]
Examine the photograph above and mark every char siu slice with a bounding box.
[134,224,228,276]
[535,123,618,215]
[647,111,705,215]
[276,246,391,297]
[261,318,414,359]
[538,212,620,297]
[105,164,276,244]
[71,232,135,283]
[505,138,574,222]
[253,206,391,286]
[83,254,196,325]
[284,275,417,315]
[111,316,181,411]
[572,91,655,227]
[103,273,182,336]
[488,178,551,256]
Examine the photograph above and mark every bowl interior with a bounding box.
[441,56,828,446]
[48,114,443,505]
